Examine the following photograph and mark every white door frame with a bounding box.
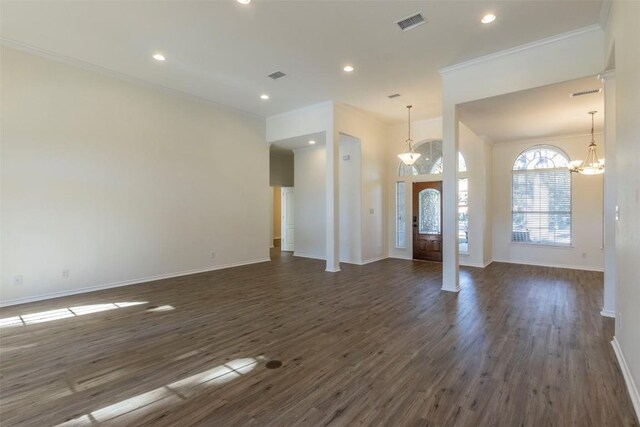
[281,187,294,251]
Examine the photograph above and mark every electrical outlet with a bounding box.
[211,251,216,259]
[13,275,23,286]
[581,252,587,259]
[62,269,70,279]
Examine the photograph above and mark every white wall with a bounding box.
[269,149,293,187]
[292,139,362,264]
[492,134,604,271]
[334,104,388,263]
[339,137,362,264]
[292,146,327,260]
[606,1,640,417]
[1,47,270,305]
[482,138,494,266]
[386,117,492,267]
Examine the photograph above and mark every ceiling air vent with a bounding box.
[388,93,401,99]
[397,13,426,31]
[268,71,286,80]
[570,88,602,97]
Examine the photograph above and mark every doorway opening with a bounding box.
[269,145,294,252]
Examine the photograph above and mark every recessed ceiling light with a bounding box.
[309,140,316,145]
[260,94,269,100]
[237,0,251,4]
[343,65,354,73]
[481,14,496,24]
[152,53,166,61]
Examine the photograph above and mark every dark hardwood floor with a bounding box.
[1,251,637,426]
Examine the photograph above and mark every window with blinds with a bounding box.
[512,145,571,246]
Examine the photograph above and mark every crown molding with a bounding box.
[599,1,613,31]
[439,24,603,75]
[0,37,264,121]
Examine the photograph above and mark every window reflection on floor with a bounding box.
[56,358,258,426]
[0,302,148,328]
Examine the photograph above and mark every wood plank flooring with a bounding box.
[1,252,637,426]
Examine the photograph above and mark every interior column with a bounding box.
[442,102,460,292]
[325,126,340,272]
[601,70,616,318]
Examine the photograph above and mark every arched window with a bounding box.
[429,154,467,174]
[397,140,467,176]
[512,145,571,246]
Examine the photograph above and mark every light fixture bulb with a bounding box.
[237,0,251,4]
[343,65,354,72]
[481,14,496,24]
[309,140,316,145]
[152,54,166,61]
[260,94,269,100]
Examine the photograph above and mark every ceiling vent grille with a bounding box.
[397,13,425,31]
[388,93,401,99]
[570,88,602,97]
[268,71,286,80]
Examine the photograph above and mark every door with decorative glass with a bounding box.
[412,181,443,262]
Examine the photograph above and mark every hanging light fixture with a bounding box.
[568,111,605,175]
[398,105,421,166]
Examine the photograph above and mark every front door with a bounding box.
[412,181,443,262]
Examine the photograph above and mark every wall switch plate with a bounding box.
[13,275,23,286]
[62,269,70,279]
[211,251,216,259]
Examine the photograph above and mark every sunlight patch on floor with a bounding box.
[0,302,148,328]
[55,358,258,426]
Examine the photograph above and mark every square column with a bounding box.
[326,128,340,272]
[601,70,616,318]
[442,102,460,292]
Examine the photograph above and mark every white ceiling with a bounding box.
[459,76,605,143]
[0,1,604,122]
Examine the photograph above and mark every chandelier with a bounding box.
[398,105,421,166]
[568,111,605,175]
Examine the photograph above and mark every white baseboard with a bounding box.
[0,258,271,308]
[612,336,640,420]
[325,267,341,273]
[441,286,461,293]
[601,309,616,318]
[388,255,413,261]
[293,253,387,267]
[460,259,494,268]
[359,256,388,265]
[293,252,325,261]
[340,256,388,266]
[492,258,604,272]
